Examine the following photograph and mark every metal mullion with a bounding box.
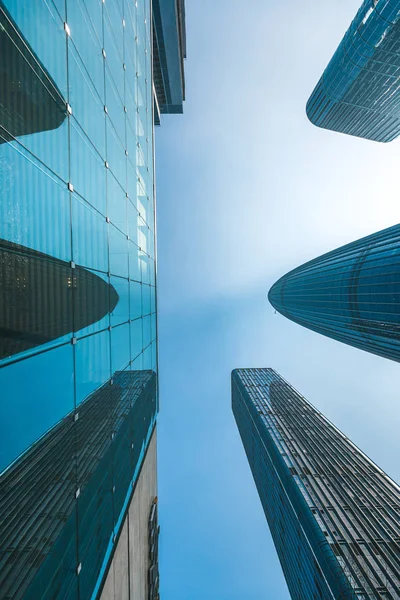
[296,408,400,591]
[306,401,400,535]
[306,406,400,509]
[297,404,400,578]
[273,395,380,595]
[293,265,400,284]
[315,414,400,540]
[236,385,338,599]
[285,250,400,284]
[267,388,369,594]
[273,390,395,596]
[284,228,400,277]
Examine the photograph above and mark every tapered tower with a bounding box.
[268,225,400,362]
[232,368,400,599]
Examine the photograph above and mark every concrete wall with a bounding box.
[100,429,158,600]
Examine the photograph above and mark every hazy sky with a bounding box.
[155,1,400,598]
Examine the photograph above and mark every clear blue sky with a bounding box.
[155,1,400,598]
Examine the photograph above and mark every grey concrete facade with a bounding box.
[100,429,158,600]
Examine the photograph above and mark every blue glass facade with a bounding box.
[268,225,400,363]
[232,368,400,600]
[0,0,178,597]
[0,371,157,599]
[306,0,400,142]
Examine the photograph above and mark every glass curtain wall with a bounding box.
[0,0,157,598]
[306,0,400,142]
[268,224,400,363]
[232,368,400,600]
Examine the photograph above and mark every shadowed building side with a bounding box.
[152,0,186,124]
[232,368,400,600]
[0,239,119,360]
[268,224,400,362]
[306,0,400,142]
[0,370,157,600]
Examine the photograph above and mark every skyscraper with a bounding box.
[306,0,400,142]
[0,0,185,598]
[232,368,400,600]
[268,224,400,363]
[152,0,186,120]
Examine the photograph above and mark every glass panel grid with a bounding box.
[307,0,400,142]
[0,0,157,598]
[232,368,400,600]
[269,224,400,363]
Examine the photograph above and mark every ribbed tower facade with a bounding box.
[306,0,400,142]
[268,224,400,362]
[232,368,400,600]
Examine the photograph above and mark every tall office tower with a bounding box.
[306,0,400,142]
[232,368,400,600]
[268,224,400,363]
[0,1,185,599]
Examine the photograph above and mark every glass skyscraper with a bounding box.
[268,224,400,363]
[232,368,400,600]
[0,0,185,598]
[306,0,400,142]
[152,0,186,120]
